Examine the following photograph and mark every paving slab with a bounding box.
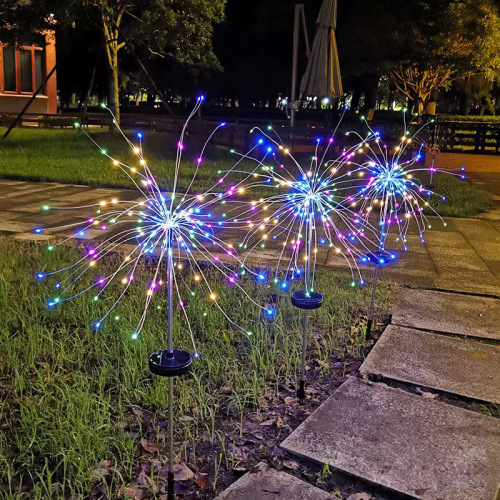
[392,288,500,340]
[361,325,500,403]
[13,232,52,242]
[281,378,500,500]
[0,184,64,200]
[215,463,332,499]
[434,274,500,297]
[0,221,40,233]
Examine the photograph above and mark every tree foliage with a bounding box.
[387,0,500,114]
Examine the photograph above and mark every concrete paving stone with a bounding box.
[361,325,500,403]
[392,288,500,340]
[0,211,27,221]
[0,221,40,233]
[13,212,82,225]
[0,180,27,185]
[422,230,469,247]
[454,219,500,240]
[480,210,500,222]
[215,463,332,500]
[466,241,500,262]
[433,268,500,296]
[429,247,490,272]
[0,186,71,202]
[484,260,500,279]
[56,229,102,240]
[13,233,52,242]
[385,235,430,254]
[281,378,500,500]
[51,190,108,204]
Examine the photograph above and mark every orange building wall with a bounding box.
[44,32,57,114]
[0,31,57,114]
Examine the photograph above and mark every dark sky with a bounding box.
[214,0,323,98]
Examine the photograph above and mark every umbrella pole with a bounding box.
[290,4,302,130]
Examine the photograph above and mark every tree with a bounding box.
[387,0,500,115]
[85,0,129,126]
[86,0,226,125]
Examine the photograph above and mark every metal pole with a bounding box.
[167,240,173,353]
[367,192,389,339]
[167,236,175,500]
[366,263,379,338]
[298,211,313,402]
[290,4,302,129]
[430,122,437,186]
[168,377,175,500]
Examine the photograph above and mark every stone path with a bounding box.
[392,288,500,340]
[361,324,500,403]
[1,180,500,296]
[215,463,332,500]
[281,288,500,499]
[281,378,500,500]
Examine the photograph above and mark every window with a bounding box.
[0,44,45,94]
[20,49,33,92]
[2,46,16,91]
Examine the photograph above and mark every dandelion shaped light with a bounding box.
[348,121,464,252]
[344,118,463,337]
[35,97,269,357]
[223,125,382,292]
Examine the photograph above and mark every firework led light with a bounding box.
[349,119,464,338]
[225,126,381,401]
[35,97,268,500]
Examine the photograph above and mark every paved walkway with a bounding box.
[1,179,500,297]
[282,288,500,499]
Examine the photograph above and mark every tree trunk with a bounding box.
[351,85,361,111]
[362,74,380,121]
[425,88,438,116]
[461,77,472,115]
[107,50,120,126]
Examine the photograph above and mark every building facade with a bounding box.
[0,32,57,114]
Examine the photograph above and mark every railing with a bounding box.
[436,120,500,154]
[5,111,497,156]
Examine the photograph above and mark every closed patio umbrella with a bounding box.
[299,0,343,100]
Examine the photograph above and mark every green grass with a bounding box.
[422,172,494,217]
[0,127,247,193]
[0,238,393,498]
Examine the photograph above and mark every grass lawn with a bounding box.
[0,237,393,499]
[0,127,493,218]
[0,127,246,194]
[423,172,494,217]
